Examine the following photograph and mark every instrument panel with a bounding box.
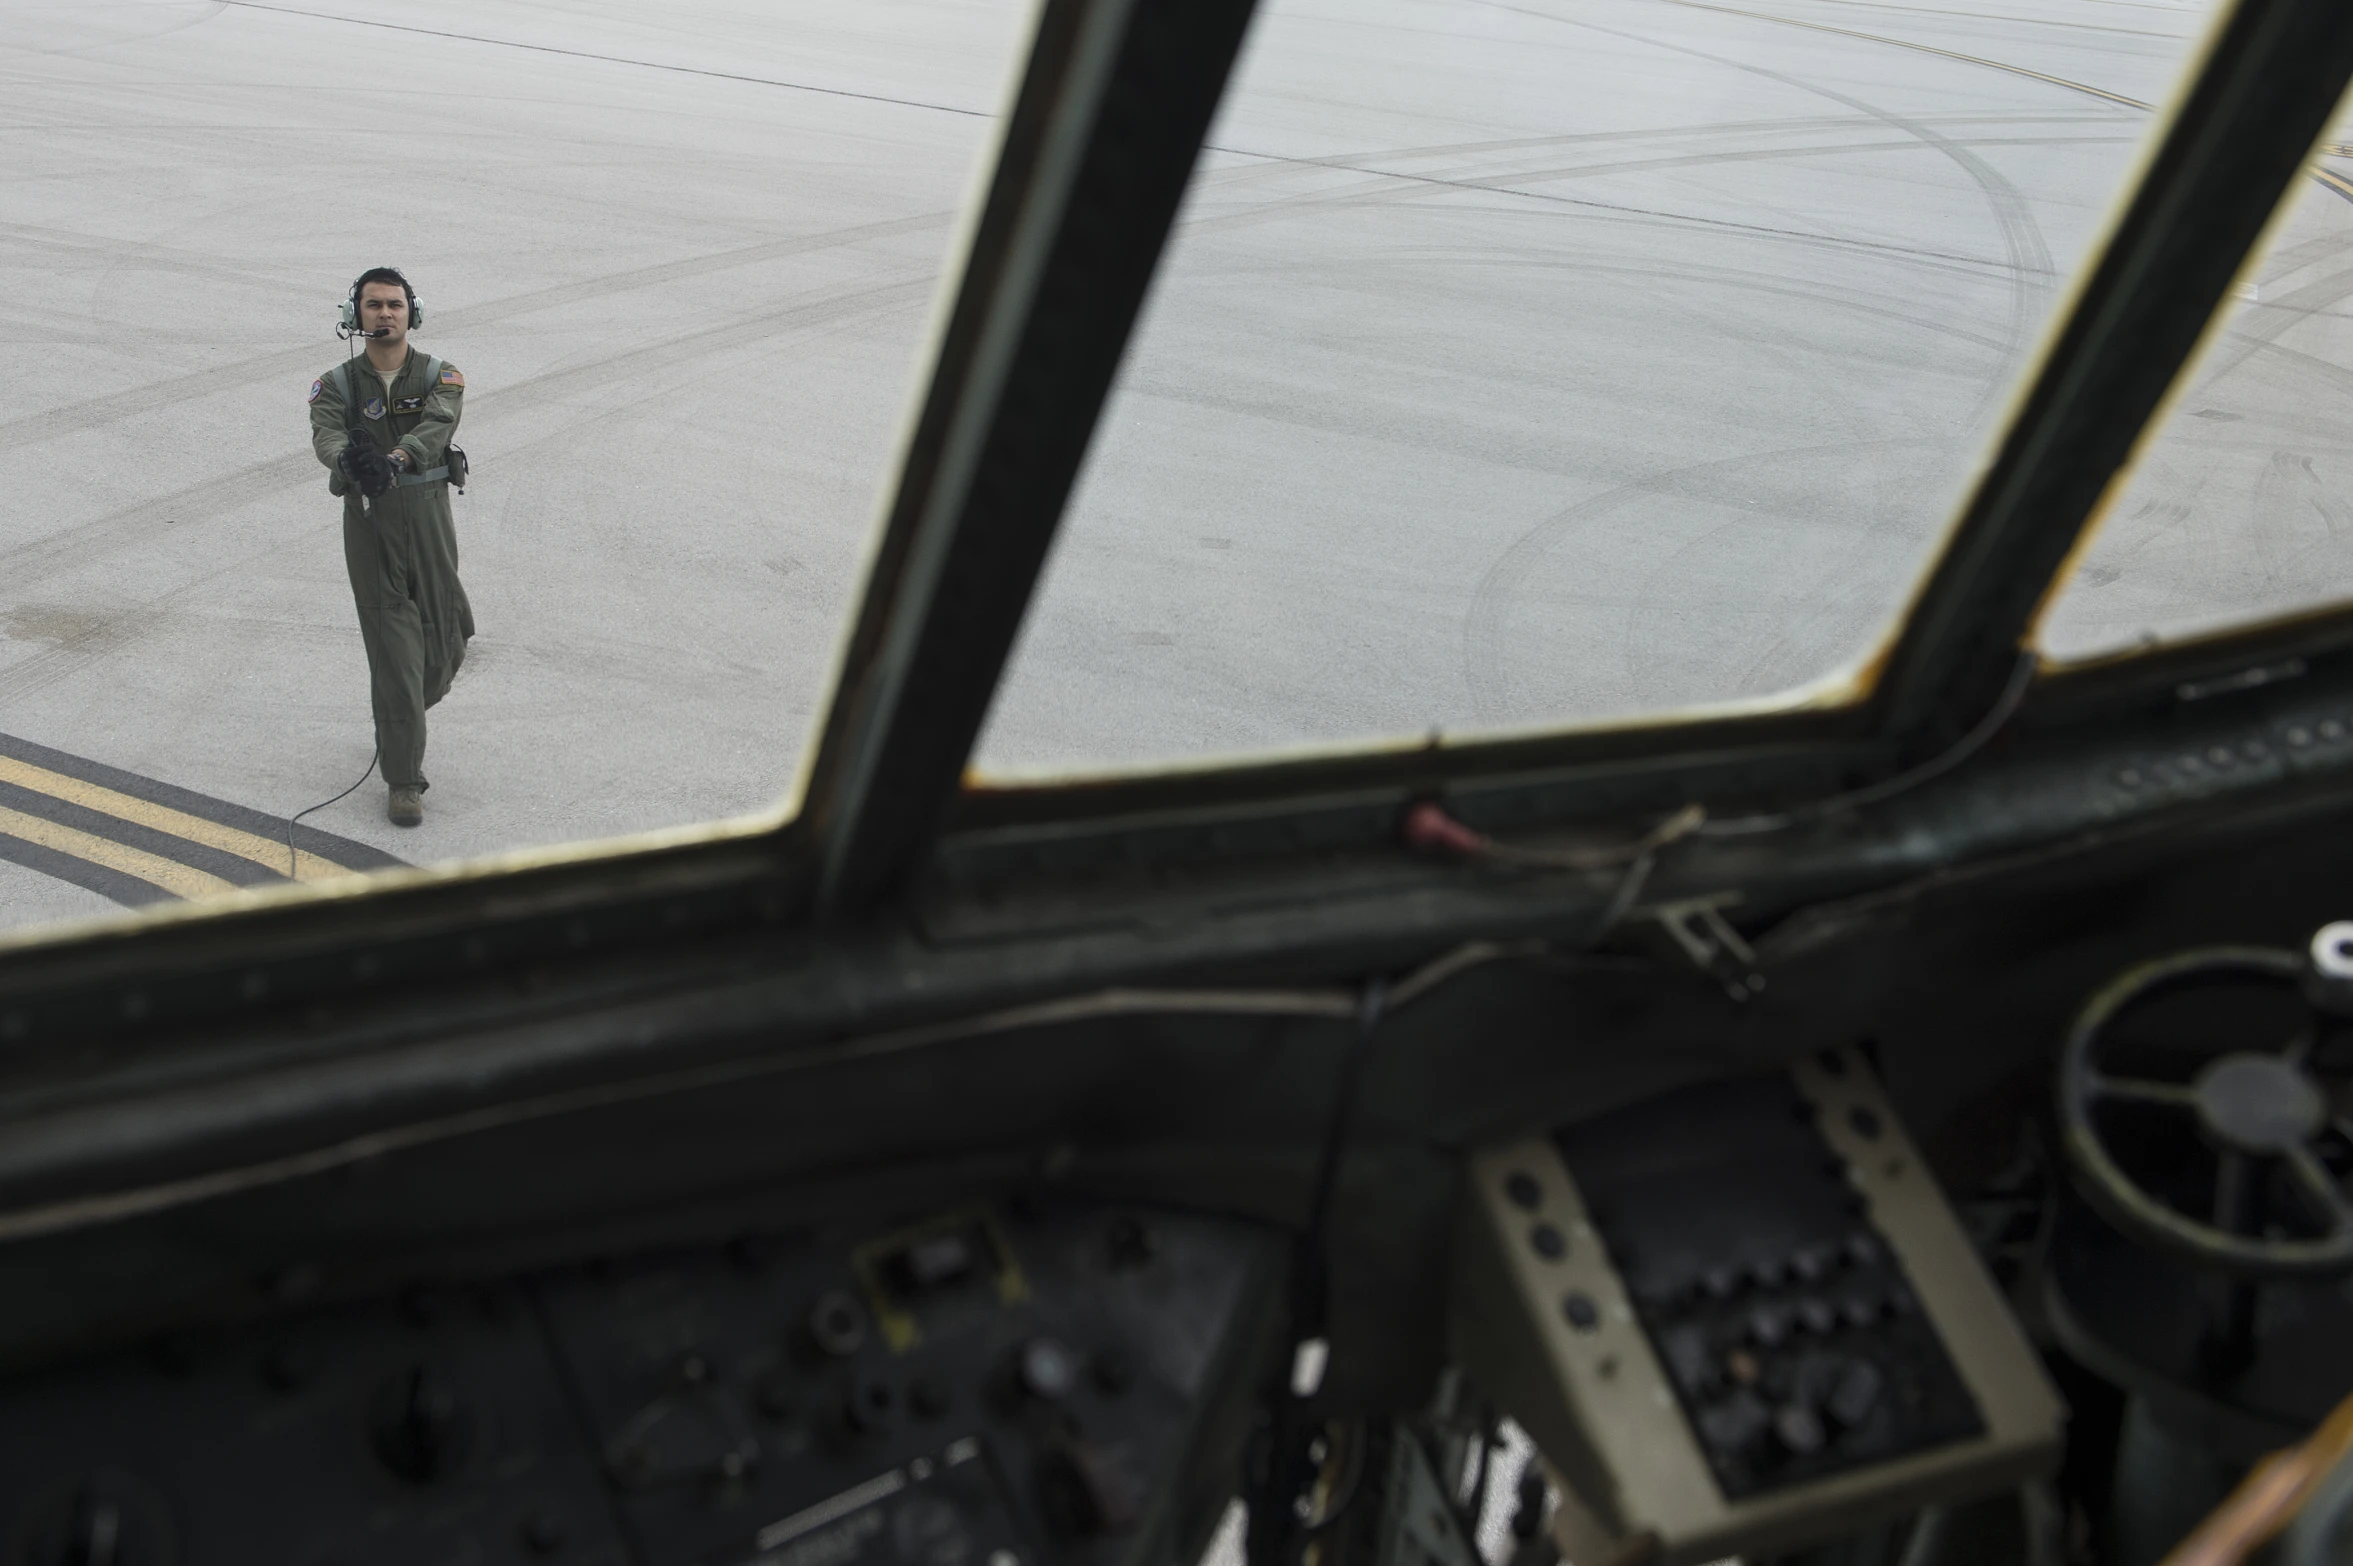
[0,1205,1283,1566]
[1453,1046,2064,1566]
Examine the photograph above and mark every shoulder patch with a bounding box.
[438,366,464,388]
[307,378,323,404]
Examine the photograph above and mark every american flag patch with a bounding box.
[439,367,464,388]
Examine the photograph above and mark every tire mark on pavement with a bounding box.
[1181,141,2058,283]
[2244,449,2353,605]
[1625,0,2353,211]
[1452,1,2063,717]
[0,341,834,747]
[2191,260,2353,391]
[0,219,312,301]
[1507,2,2060,416]
[1628,0,2157,110]
[1105,240,2012,542]
[0,209,951,458]
[1462,440,1921,720]
[0,273,935,703]
[1194,109,2113,194]
[1184,129,2126,254]
[1626,444,1949,705]
[0,1,226,64]
[1740,0,2182,41]
[215,1,994,120]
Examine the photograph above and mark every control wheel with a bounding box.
[2058,929,2353,1278]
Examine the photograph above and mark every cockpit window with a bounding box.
[971,0,2228,779]
[2038,126,2353,664]
[0,0,1033,935]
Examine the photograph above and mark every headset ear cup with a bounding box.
[341,271,420,332]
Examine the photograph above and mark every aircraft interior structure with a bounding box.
[4,0,2353,1563]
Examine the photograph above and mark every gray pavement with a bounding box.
[0,0,2342,934]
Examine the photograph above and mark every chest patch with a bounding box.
[362,395,386,420]
[392,395,426,414]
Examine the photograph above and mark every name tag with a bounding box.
[392,395,427,414]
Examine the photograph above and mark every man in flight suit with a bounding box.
[307,267,474,827]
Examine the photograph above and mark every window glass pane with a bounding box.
[2039,123,2353,662]
[975,0,2223,779]
[0,0,1030,934]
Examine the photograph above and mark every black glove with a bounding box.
[340,427,395,499]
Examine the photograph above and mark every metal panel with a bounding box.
[1452,1048,2062,1565]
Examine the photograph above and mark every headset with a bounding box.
[337,267,423,338]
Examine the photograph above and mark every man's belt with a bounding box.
[393,465,449,487]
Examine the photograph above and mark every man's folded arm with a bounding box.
[397,364,463,473]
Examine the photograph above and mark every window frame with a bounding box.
[0,0,2345,976]
[928,0,2353,849]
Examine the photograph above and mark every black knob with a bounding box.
[2303,921,2353,1017]
[1771,1402,1826,1457]
[1017,1337,1080,1401]
[1826,1359,1883,1429]
[369,1364,472,1483]
[1694,1391,1771,1457]
[1105,1215,1156,1270]
[808,1291,868,1358]
[1746,1304,1789,1348]
[843,1374,898,1435]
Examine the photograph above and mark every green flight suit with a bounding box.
[307,348,475,793]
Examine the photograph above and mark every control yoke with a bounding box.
[2059,926,2353,1279]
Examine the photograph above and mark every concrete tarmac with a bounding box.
[0,0,2341,933]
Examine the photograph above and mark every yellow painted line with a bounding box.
[0,804,236,901]
[0,755,341,881]
[2312,166,2353,206]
